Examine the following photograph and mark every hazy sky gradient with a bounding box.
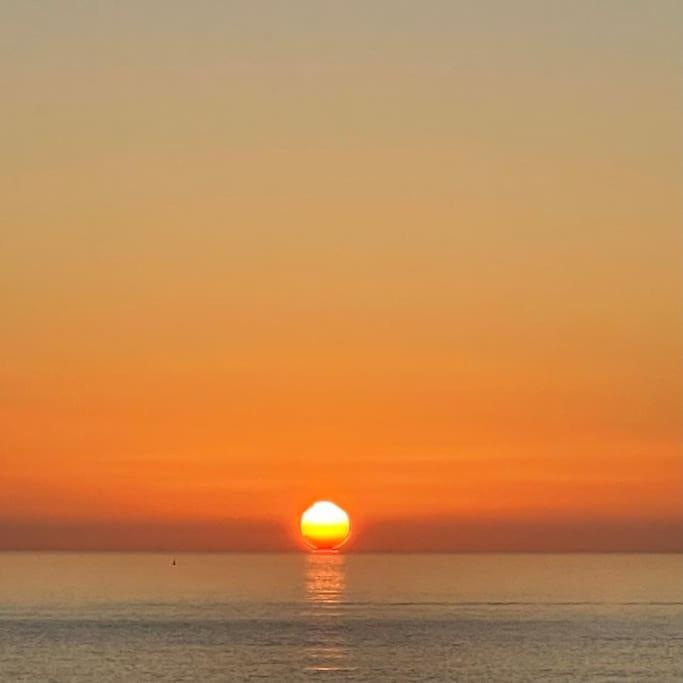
[2,1,681,550]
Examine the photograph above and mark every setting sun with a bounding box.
[300,501,350,551]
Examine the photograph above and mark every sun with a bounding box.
[300,501,350,551]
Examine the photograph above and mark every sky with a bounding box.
[2,1,681,551]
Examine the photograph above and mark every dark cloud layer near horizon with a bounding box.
[1,517,680,553]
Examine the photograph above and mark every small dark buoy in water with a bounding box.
[171,558,176,567]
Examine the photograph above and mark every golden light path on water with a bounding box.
[303,552,354,675]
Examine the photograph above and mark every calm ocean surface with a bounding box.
[0,553,680,681]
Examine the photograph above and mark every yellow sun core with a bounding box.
[300,501,350,551]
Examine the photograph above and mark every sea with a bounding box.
[0,553,680,681]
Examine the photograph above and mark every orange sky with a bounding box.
[2,2,681,550]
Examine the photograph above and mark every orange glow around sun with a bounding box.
[300,501,350,551]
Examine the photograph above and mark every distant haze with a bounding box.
[2,1,681,551]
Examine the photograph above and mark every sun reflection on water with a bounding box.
[303,552,354,674]
[306,553,346,608]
